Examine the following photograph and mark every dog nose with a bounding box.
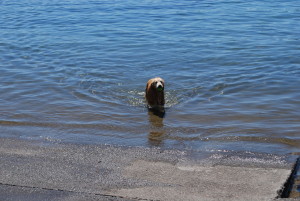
[156,82,162,88]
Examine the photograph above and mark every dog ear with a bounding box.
[146,80,152,93]
[147,79,160,105]
[161,79,165,86]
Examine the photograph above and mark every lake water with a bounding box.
[1,0,300,155]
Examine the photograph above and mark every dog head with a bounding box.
[147,77,164,92]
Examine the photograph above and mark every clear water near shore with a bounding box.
[0,0,300,155]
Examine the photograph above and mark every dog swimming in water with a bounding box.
[145,77,165,114]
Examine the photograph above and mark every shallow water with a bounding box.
[1,0,300,155]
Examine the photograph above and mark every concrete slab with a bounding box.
[0,183,134,201]
[0,138,296,201]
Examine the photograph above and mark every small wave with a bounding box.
[123,89,181,108]
[164,91,180,108]
[123,87,203,109]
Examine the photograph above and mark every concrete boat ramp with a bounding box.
[0,138,298,201]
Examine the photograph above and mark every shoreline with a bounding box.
[0,137,298,200]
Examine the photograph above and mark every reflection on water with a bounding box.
[148,110,165,147]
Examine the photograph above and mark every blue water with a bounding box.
[1,0,300,155]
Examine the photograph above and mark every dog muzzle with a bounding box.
[157,85,164,92]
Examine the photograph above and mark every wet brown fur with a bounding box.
[145,77,165,109]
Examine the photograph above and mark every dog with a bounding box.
[145,77,165,113]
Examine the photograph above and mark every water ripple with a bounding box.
[0,0,300,154]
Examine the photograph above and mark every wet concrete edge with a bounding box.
[279,157,300,198]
